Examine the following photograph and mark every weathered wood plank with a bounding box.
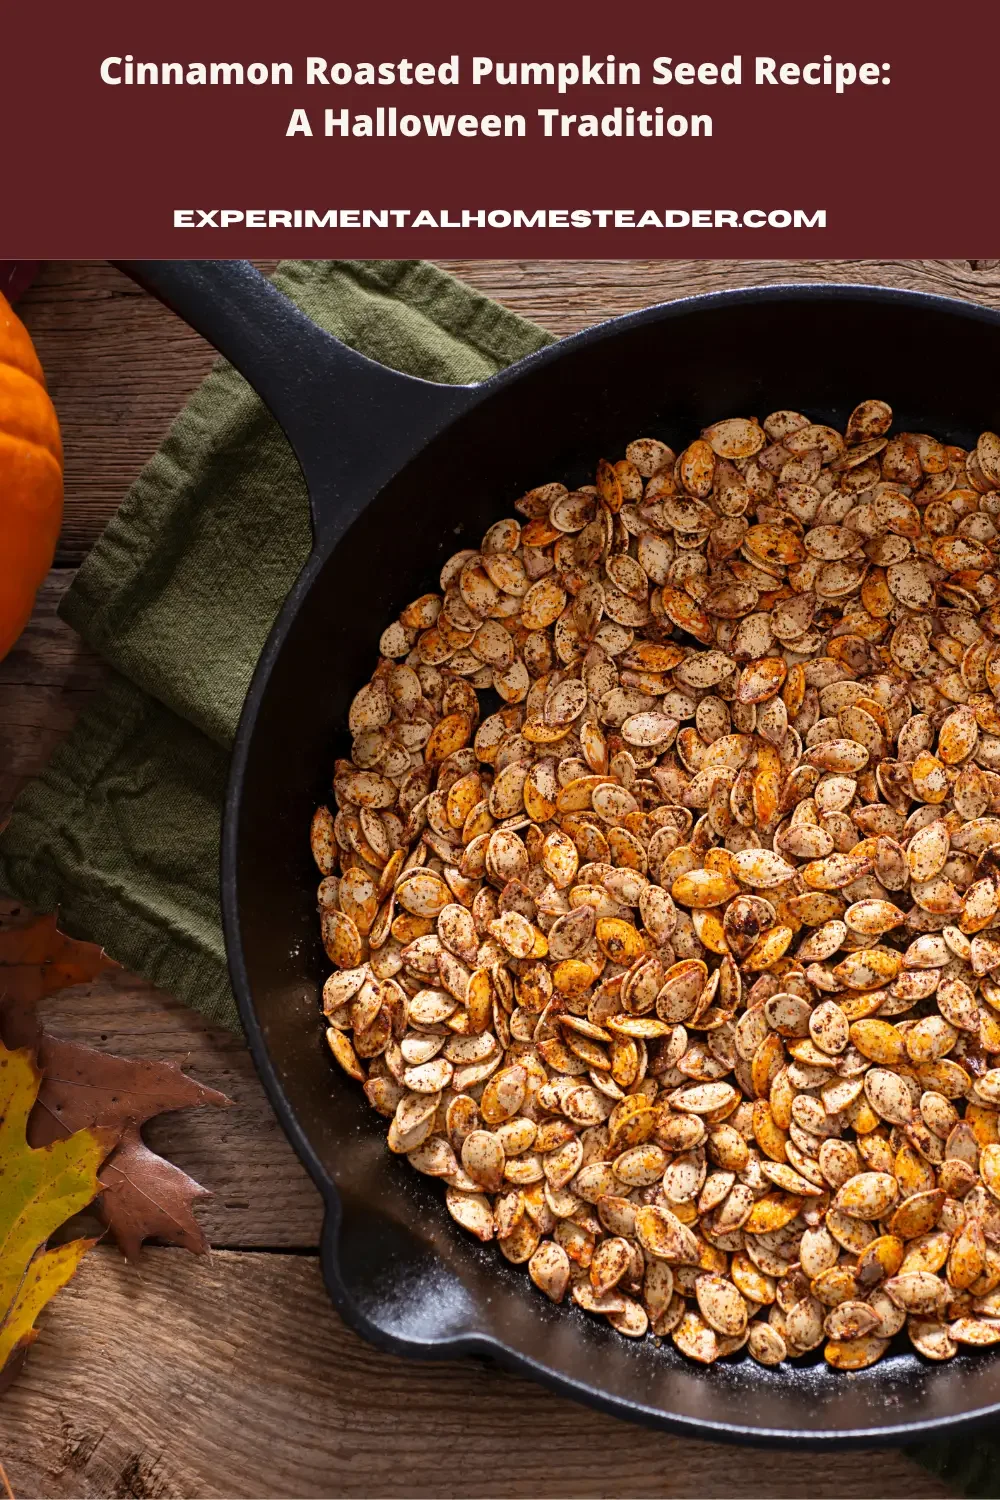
[0,894,323,1250]
[0,1247,953,1500]
[0,571,102,822]
[16,258,1000,563]
[40,970,325,1250]
[442,257,1000,335]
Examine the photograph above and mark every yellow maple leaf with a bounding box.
[0,1038,111,1376]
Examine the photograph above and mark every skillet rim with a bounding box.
[221,279,1000,1446]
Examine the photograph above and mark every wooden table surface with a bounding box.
[4,257,1000,1499]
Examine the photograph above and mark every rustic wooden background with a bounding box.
[4,258,1000,1498]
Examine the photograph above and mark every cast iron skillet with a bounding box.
[118,261,1000,1445]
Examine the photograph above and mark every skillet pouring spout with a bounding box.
[121,263,1000,1444]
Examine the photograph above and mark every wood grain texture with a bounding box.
[0,571,102,822]
[2,259,975,1497]
[0,1247,954,1500]
[0,893,322,1250]
[441,258,1000,336]
[41,971,324,1250]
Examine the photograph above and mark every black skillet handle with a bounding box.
[114,260,480,548]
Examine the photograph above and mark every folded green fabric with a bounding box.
[62,259,553,749]
[0,260,551,1027]
[0,260,985,1488]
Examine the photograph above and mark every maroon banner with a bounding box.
[3,0,998,257]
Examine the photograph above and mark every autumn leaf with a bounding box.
[0,909,230,1259]
[0,912,117,1043]
[27,1033,229,1144]
[0,1038,111,1382]
[27,1036,229,1255]
[98,1126,211,1258]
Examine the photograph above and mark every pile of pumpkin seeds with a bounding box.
[312,405,1000,1370]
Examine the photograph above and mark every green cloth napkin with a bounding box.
[0,259,988,1490]
[0,260,551,1027]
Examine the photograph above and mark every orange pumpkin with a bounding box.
[0,291,63,661]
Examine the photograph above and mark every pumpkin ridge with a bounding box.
[0,430,64,467]
[0,365,62,461]
[0,308,45,386]
[0,290,64,663]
